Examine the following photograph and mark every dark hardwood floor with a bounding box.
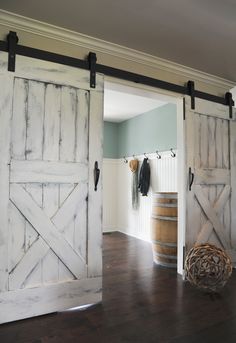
[1,231,236,343]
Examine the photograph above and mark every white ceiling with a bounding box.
[104,89,167,122]
[0,0,235,81]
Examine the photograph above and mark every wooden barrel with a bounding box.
[151,192,177,268]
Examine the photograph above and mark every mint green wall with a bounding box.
[103,103,177,158]
[103,121,119,158]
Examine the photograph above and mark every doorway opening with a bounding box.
[102,79,185,274]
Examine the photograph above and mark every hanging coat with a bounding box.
[138,158,150,196]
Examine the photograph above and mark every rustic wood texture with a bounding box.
[10,160,88,183]
[0,56,104,322]
[7,78,96,288]
[1,232,236,342]
[0,75,14,291]
[230,121,236,248]
[88,90,104,278]
[0,277,102,324]
[151,193,177,268]
[185,98,235,262]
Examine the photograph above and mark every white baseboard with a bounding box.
[117,229,151,243]
[103,227,117,233]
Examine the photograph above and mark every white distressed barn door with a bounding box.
[0,52,103,323]
[185,96,236,264]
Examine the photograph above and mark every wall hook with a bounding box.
[123,156,128,163]
[156,150,161,159]
[170,148,176,158]
[144,153,148,159]
[133,154,136,159]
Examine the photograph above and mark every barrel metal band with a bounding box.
[153,193,177,199]
[152,239,177,247]
[153,202,177,208]
[152,215,177,221]
[154,252,177,260]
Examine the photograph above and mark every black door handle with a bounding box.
[94,161,100,191]
[188,167,194,191]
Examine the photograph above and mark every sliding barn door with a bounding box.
[0,53,103,323]
[185,96,236,264]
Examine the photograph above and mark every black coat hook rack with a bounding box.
[156,151,161,159]
[170,148,176,158]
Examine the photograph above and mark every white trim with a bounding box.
[0,10,235,90]
[176,98,186,276]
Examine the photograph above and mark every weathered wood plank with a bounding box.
[193,113,203,249]
[216,119,223,169]
[42,83,61,284]
[195,185,230,249]
[199,113,210,241]
[11,78,28,160]
[200,114,208,168]
[26,80,45,161]
[74,183,88,260]
[53,183,88,236]
[59,86,77,280]
[185,109,198,250]
[43,83,61,161]
[23,183,43,288]
[0,277,102,324]
[74,90,89,260]
[10,160,88,183]
[8,183,87,288]
[186,97,233,120]
[194,168,230,185]
[75,89,89,163]
[222,120,231,245]
[10,184,86,279]
[208,116,216,169]
[42,184,60,284]
[214,118,224,245]
[194,113,201,170]
[60,86,76,162]
[24,80,45,287]
[9,78,27,275]
[88,88,104,277]
[196,185,231,244]
[9,238,49,290]
[230,120,236,250]
[0,75,14,291]
[207,115,218,246]
[0,52,104,92]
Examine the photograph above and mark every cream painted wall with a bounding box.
[103,151,177,241]
[0,12,234,97]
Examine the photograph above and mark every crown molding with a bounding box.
[0,9,235,90]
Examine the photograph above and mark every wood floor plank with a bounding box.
[0,232,236,343]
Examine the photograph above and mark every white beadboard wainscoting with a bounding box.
[103,150,177,241]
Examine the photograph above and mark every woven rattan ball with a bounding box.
[185,244,232,292]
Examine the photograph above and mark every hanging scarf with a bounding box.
[129,159,139,210]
